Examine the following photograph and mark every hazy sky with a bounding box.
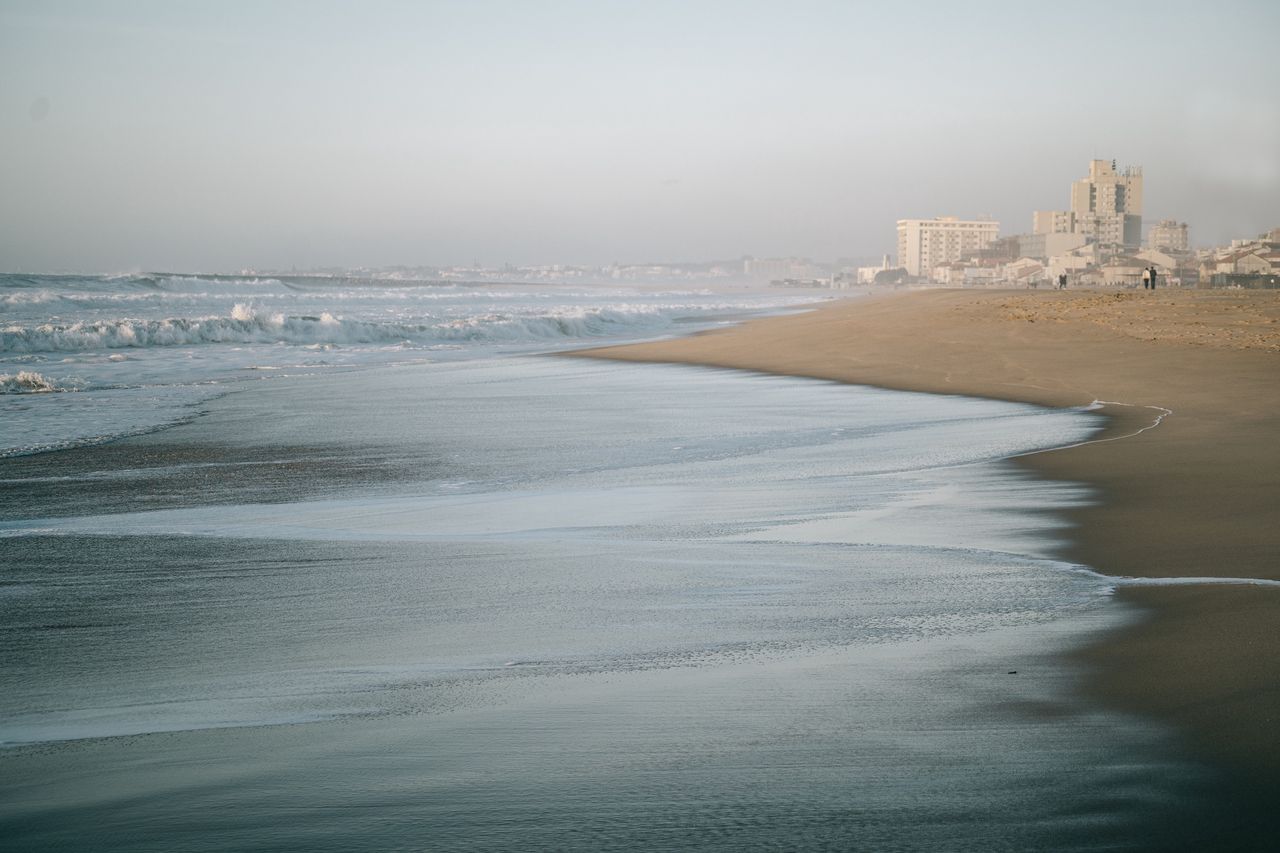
[2,0,1277,272]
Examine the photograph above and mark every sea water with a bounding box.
[1,272,820,456]
[0,276,1229,850]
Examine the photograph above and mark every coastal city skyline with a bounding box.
[4,148,1274,285]
[1,145,1270,276]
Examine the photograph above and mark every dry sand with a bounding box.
[576,288,1280,775]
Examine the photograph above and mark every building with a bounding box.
[1045,252,1092,283]
[1001,257,1046,286]
[1071,159,1143,247]
[1136,248,1179,272]
[1100,256,1148,286]
[855,255,895,284]
[1032,210,1075,235]
[974,235,1020,263]
[896,217,1000,277]
[1018,232,1088,260]
[743,256,822,280]
[1200,244,1280,287]
[1195,229,1280,287]
[1148,219,1190,252]
[1035,159,1143,249]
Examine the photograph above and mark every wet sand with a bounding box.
[576,288,1280,775]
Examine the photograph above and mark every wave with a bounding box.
[2,305,383,353]
[1,287,579,310]
[0,371,86,394]
[0,273,286,298]
[0,301,734,354]
[3,288,211,308]
[425,303,694,342]
[0,274,612,315]
[98,273,285,289]
[3,272,447,292]
[1,290,61,307]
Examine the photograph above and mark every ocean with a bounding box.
[0,274,1233,850]
[0,273,823,458]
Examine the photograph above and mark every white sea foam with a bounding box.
[0,371,86,394]
[1,290,60,306]
[1,301,754,354]
[156,275,285,289]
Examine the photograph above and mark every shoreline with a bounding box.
[572,288,1280,776]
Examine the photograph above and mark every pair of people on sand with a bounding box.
[1142,266,1159,289]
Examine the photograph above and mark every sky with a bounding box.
[2,0,1278,272]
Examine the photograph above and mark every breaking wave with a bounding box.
[1,302,719,354]
[425,304,698,342]
[1,290,61,307]
[0,371,86,394]
[2,305,390,353]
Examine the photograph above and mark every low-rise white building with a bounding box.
[855,255,895,284]
[1136,248,1179,273]
[1002,257,1046,286]
[1045,254,1092,282]
[1100,256,1148,286]
[963,267,1003,287]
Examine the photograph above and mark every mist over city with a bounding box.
[3,0,1277,273]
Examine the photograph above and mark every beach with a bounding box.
[579,287,1280,779]
[7,276,1266,849]
[6,2,1275,847]
[9,353,1216,850]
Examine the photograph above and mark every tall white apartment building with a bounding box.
[896,217,1000,277]
[1035,159,1143,248]
[1148,219,1189,252]
[1072,159,1142,246]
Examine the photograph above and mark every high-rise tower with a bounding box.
[1033,159,1143,249]
[1070,159,1143,248]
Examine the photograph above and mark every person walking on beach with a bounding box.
[1149,265,1158,289]
[1142,268,1151,289]
[1058,273,1067,290]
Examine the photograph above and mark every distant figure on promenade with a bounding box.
[1058,273,1067,290]
[1149,265,1158,289]
[1142,268,1151,289]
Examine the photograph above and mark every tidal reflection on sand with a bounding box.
[0,360,1227,850]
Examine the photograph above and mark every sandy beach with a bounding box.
[578,288,1280,776]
